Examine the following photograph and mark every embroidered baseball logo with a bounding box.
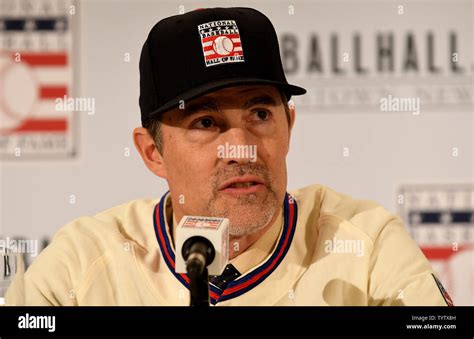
[198,20,244,67]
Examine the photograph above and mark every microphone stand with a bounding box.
[188,267,210,307]
[183,236,215,307]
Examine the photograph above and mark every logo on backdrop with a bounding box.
[0,0,77,159]
[398,184,474,306]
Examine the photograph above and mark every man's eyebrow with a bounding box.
[243,95,278,109]
[180,94,279,118]
[182,99,220,117]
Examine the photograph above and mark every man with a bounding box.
[5,7,452,306]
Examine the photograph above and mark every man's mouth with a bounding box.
[227,181,258,188]
[218,176,265,194]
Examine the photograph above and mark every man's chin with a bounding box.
[228,209,277,236]
[208,187,280,236]
[215,187,268,205]
[211,199,267,216]
[210,202,277,237]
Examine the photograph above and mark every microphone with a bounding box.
[181,236,214,279]
[175,216,229,306]
[175,216,229,276]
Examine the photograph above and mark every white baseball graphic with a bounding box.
[0,55,37,133]
[212,36,234,55]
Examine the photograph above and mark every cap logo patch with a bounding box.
[198,20,245,67]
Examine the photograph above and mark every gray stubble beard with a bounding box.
[206,164,280,237]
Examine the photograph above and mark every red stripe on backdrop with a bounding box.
[14,53,68,66]
[422,245,472,260]
[202,34,240,43]
[40,86,68,99]
[13,118,68,132]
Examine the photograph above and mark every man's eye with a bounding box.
[194,117,215,129]
[252,109,270,121]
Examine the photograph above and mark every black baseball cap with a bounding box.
[139,7,306,126]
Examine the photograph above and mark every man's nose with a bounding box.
[217,127,256,165]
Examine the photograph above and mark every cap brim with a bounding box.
[146,77,306,121]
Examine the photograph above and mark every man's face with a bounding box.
[159,85,293,237]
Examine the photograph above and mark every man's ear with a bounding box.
[133,127,167,179]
